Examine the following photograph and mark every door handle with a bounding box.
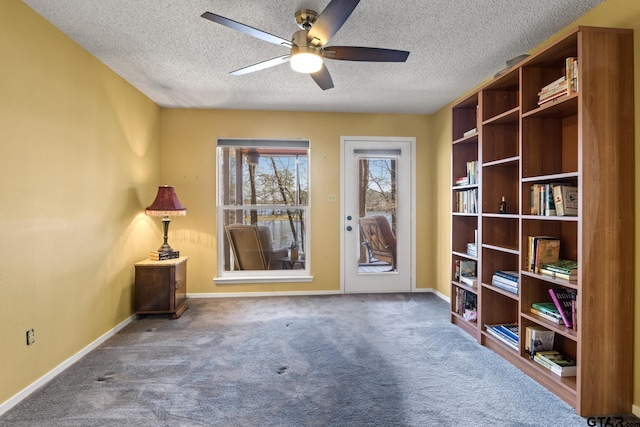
[346,226,353,231]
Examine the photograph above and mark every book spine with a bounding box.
[548,289,573,328]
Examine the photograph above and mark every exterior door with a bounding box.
[341,137,414,293]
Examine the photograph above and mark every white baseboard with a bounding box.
[0,314,136,417]
[633,404,640,418]
[189,288,443,299]
[189,290,342,298]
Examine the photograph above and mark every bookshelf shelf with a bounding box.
[481,243,518,255]
[482,106,520,126]
[452,133,478,145]
[482,156,519,168]
[521,270,578,289]
[482,283,519,300]
[449,26,633,416]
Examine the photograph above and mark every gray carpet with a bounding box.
[0,293,636,426]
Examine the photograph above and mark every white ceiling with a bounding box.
[23,0,603,114]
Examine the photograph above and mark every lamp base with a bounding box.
[156,244,176,253]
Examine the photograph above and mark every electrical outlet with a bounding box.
[26,329,35,346]
[328,193,337,203]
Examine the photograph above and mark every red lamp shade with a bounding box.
[145,186,186,217]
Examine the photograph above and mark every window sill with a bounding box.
[213,275,314,285]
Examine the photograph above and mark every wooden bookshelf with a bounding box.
[449,26,634,416]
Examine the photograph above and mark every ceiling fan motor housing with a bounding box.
[295,9,318,30]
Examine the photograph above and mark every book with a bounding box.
[553,185,578,216]
[530,308,564,325]
[495,323,519,342]
[494,270,518,282]
[531,302,562,318]
[525,326,555,358]
[463,128,477,137]
[534,239,560,273]
[150,251,180,260]
[539,267,577,281]
[460,276,478,288]
[459,260,476,279]
[549,288,575,328]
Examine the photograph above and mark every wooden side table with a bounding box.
[134,256,188,319]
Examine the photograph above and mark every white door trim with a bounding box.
[339,136,416,293]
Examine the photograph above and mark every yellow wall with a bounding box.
[160,109,433,294]
[431,0,640,413]
[0,0,161,405]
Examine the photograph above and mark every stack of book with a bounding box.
[466,242,477,257]
[537,76,569,105]
[530,302,564,325]
[459,275,477,288]
[533,350,577,377]
[455,176,469,186]
[491,270,519,294]
[485,323,519,351]
[150,250,180,261]
[537,58,578,106]
[539,259,577,282]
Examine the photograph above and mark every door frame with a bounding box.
[339,136,416,293]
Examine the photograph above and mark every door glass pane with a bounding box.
[357,156,398,273]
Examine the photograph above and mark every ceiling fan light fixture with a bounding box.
[290,50,323,73]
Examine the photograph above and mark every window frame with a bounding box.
[214,138,312,284]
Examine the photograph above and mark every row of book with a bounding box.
[530,183,577,217]
[455,188,478,213]
[454,288,477,322]
[526,236,560,274]
[485,323,518,351]
[491,270,519,294]
[454,160,478,186]
[531,288,578,331]
[150,250,180,261]
[537,57,578,106]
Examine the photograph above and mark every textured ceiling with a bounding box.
[23,0,603,114]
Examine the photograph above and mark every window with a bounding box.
[216,139,310,282]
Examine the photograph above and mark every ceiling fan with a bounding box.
[201,0,410,90]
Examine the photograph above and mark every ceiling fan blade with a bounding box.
[324,46,410,62]
[310,64,334,90]
[201,12,293,48]
[307,0,360,46]
[230,55,290,76]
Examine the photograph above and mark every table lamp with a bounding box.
[145,185,186,253]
